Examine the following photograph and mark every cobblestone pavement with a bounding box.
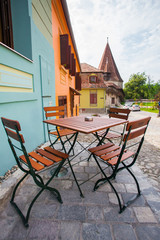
[0,111,160,239]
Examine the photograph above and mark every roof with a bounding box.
[81,63,102,73]
[98,42,123,82]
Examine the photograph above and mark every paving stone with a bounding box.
[82,223,112,240]
[108,193,123,205]
[57,205,86,221]
[85,166,99,174]
[125,183,138,193]
[7,218,30,240]
[112,224,137,240]
[60,190,82,203]
[83,191,109,205]
[103,207,136,223]
[28,219,59,239]
[31,203,58,219]
[59,221,81,240]
[112,183,126,193]
[133,207,157,223]
[121,193,146,207]
[135,225,160,240]
[87,206,104,221]
[0,217,18,240]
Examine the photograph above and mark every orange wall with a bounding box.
[51,0,80,117]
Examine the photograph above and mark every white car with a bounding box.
[130,104,140,111]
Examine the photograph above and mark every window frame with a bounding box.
[89,75,97,83]
[90,90,97,105]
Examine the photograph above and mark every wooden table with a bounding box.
[44,116,128,197]
[44,116,127,134]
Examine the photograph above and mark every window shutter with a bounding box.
[70,53,75,76]
[60,34,70,68]
[75,72,81,91]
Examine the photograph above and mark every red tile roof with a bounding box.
[81,63,102,72]
[98,42,123,82]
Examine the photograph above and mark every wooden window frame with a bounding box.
[90,91,97,105]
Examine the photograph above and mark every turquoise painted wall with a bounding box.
[0,0,55,175]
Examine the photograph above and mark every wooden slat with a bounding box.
[29,152,54,166]
[50,129,76,137]
[94,145,120,156]
[19,155,44,171]
[88,142,114,153]
[46,111,64,118]
[6,128,25,143]
[126,117,151,131]
[124,127,146,141]
[101,149,122,161]
[44,146,69,159]
[107,151,135,165]
[44,106,65,112]
[109,113,128,120]
[110,108,131,114]
[36,149,62,162]
[1,117,21,131]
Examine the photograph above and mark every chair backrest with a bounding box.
[109,107,131,120]
[1,117,33,172]
[123,117,151,143]
[44,106,66,119]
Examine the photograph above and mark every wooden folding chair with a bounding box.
[89,117,151,213]
[1,117,69,227]
[44,106,76,154]
[98,107,131,144]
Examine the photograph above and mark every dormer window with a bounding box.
[89,74,97,83]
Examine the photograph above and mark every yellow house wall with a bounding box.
[80,89,105,109]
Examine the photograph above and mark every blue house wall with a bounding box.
[0,0,55,175]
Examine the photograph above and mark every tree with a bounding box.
[124,72,147,99]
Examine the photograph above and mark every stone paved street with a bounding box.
[0,111,160,239]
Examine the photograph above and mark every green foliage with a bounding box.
[124,73,160,99]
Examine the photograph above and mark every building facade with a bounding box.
[80,41,124,113]
[0,0,81,175]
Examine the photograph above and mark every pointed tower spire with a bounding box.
[98,41,123,82]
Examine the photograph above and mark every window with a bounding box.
[104,72,111,81]
[0,0,13,48]
[111,97,115,104]
[58,96,67,117]
[89,75,97,83]
[90,91,97,105]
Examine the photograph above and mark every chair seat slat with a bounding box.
[19,155,44,171]
[36,149,62,162]
[44,146,69,159]
[107,151,135,165]
[102,149,122,161]
[94,145,120,156]
[88,142,113,153]
[29,152,54,166]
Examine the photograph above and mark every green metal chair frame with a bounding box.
[1,117,69,227]
[89,117,151,213]
[44,106,77,155]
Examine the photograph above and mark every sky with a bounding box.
[66,0,160,84]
